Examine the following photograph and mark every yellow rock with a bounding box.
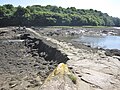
[40,63,93,90]
[45,63,71,82]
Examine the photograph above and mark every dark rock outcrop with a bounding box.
[21,34,69,63]
[105,49,120,56]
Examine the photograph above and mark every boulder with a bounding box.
[40,63,93,90]
[105,49,120,56]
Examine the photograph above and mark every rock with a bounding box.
[112,56,120,61]
[26,28,120,90]
[105,49,120,56]
[40,63,93,90]
[81,69,115,89]
[27,79,40,88]
[0,88,7,90]
[9,82,18,88]
[102,30,108,34]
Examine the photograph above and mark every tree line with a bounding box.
[0,4,120,27]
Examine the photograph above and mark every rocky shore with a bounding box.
[0,27,69,90]
[0,27,120,90]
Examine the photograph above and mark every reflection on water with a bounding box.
[74,36,120,50]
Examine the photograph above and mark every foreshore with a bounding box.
[0,27,120,90]
[28,27,120,90]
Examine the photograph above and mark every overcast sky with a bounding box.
[1,0,120,18]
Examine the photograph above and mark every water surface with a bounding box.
[74,36,120,50]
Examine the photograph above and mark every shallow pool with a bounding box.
[74,36,120,50]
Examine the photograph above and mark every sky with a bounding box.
[0,0,120,18]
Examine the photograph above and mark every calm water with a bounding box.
[74,36,120,50]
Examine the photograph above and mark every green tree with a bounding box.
[0,4,120,27]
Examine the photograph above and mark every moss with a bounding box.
[68,74,77,84]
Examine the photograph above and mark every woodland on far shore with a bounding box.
[0,4,120,27]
